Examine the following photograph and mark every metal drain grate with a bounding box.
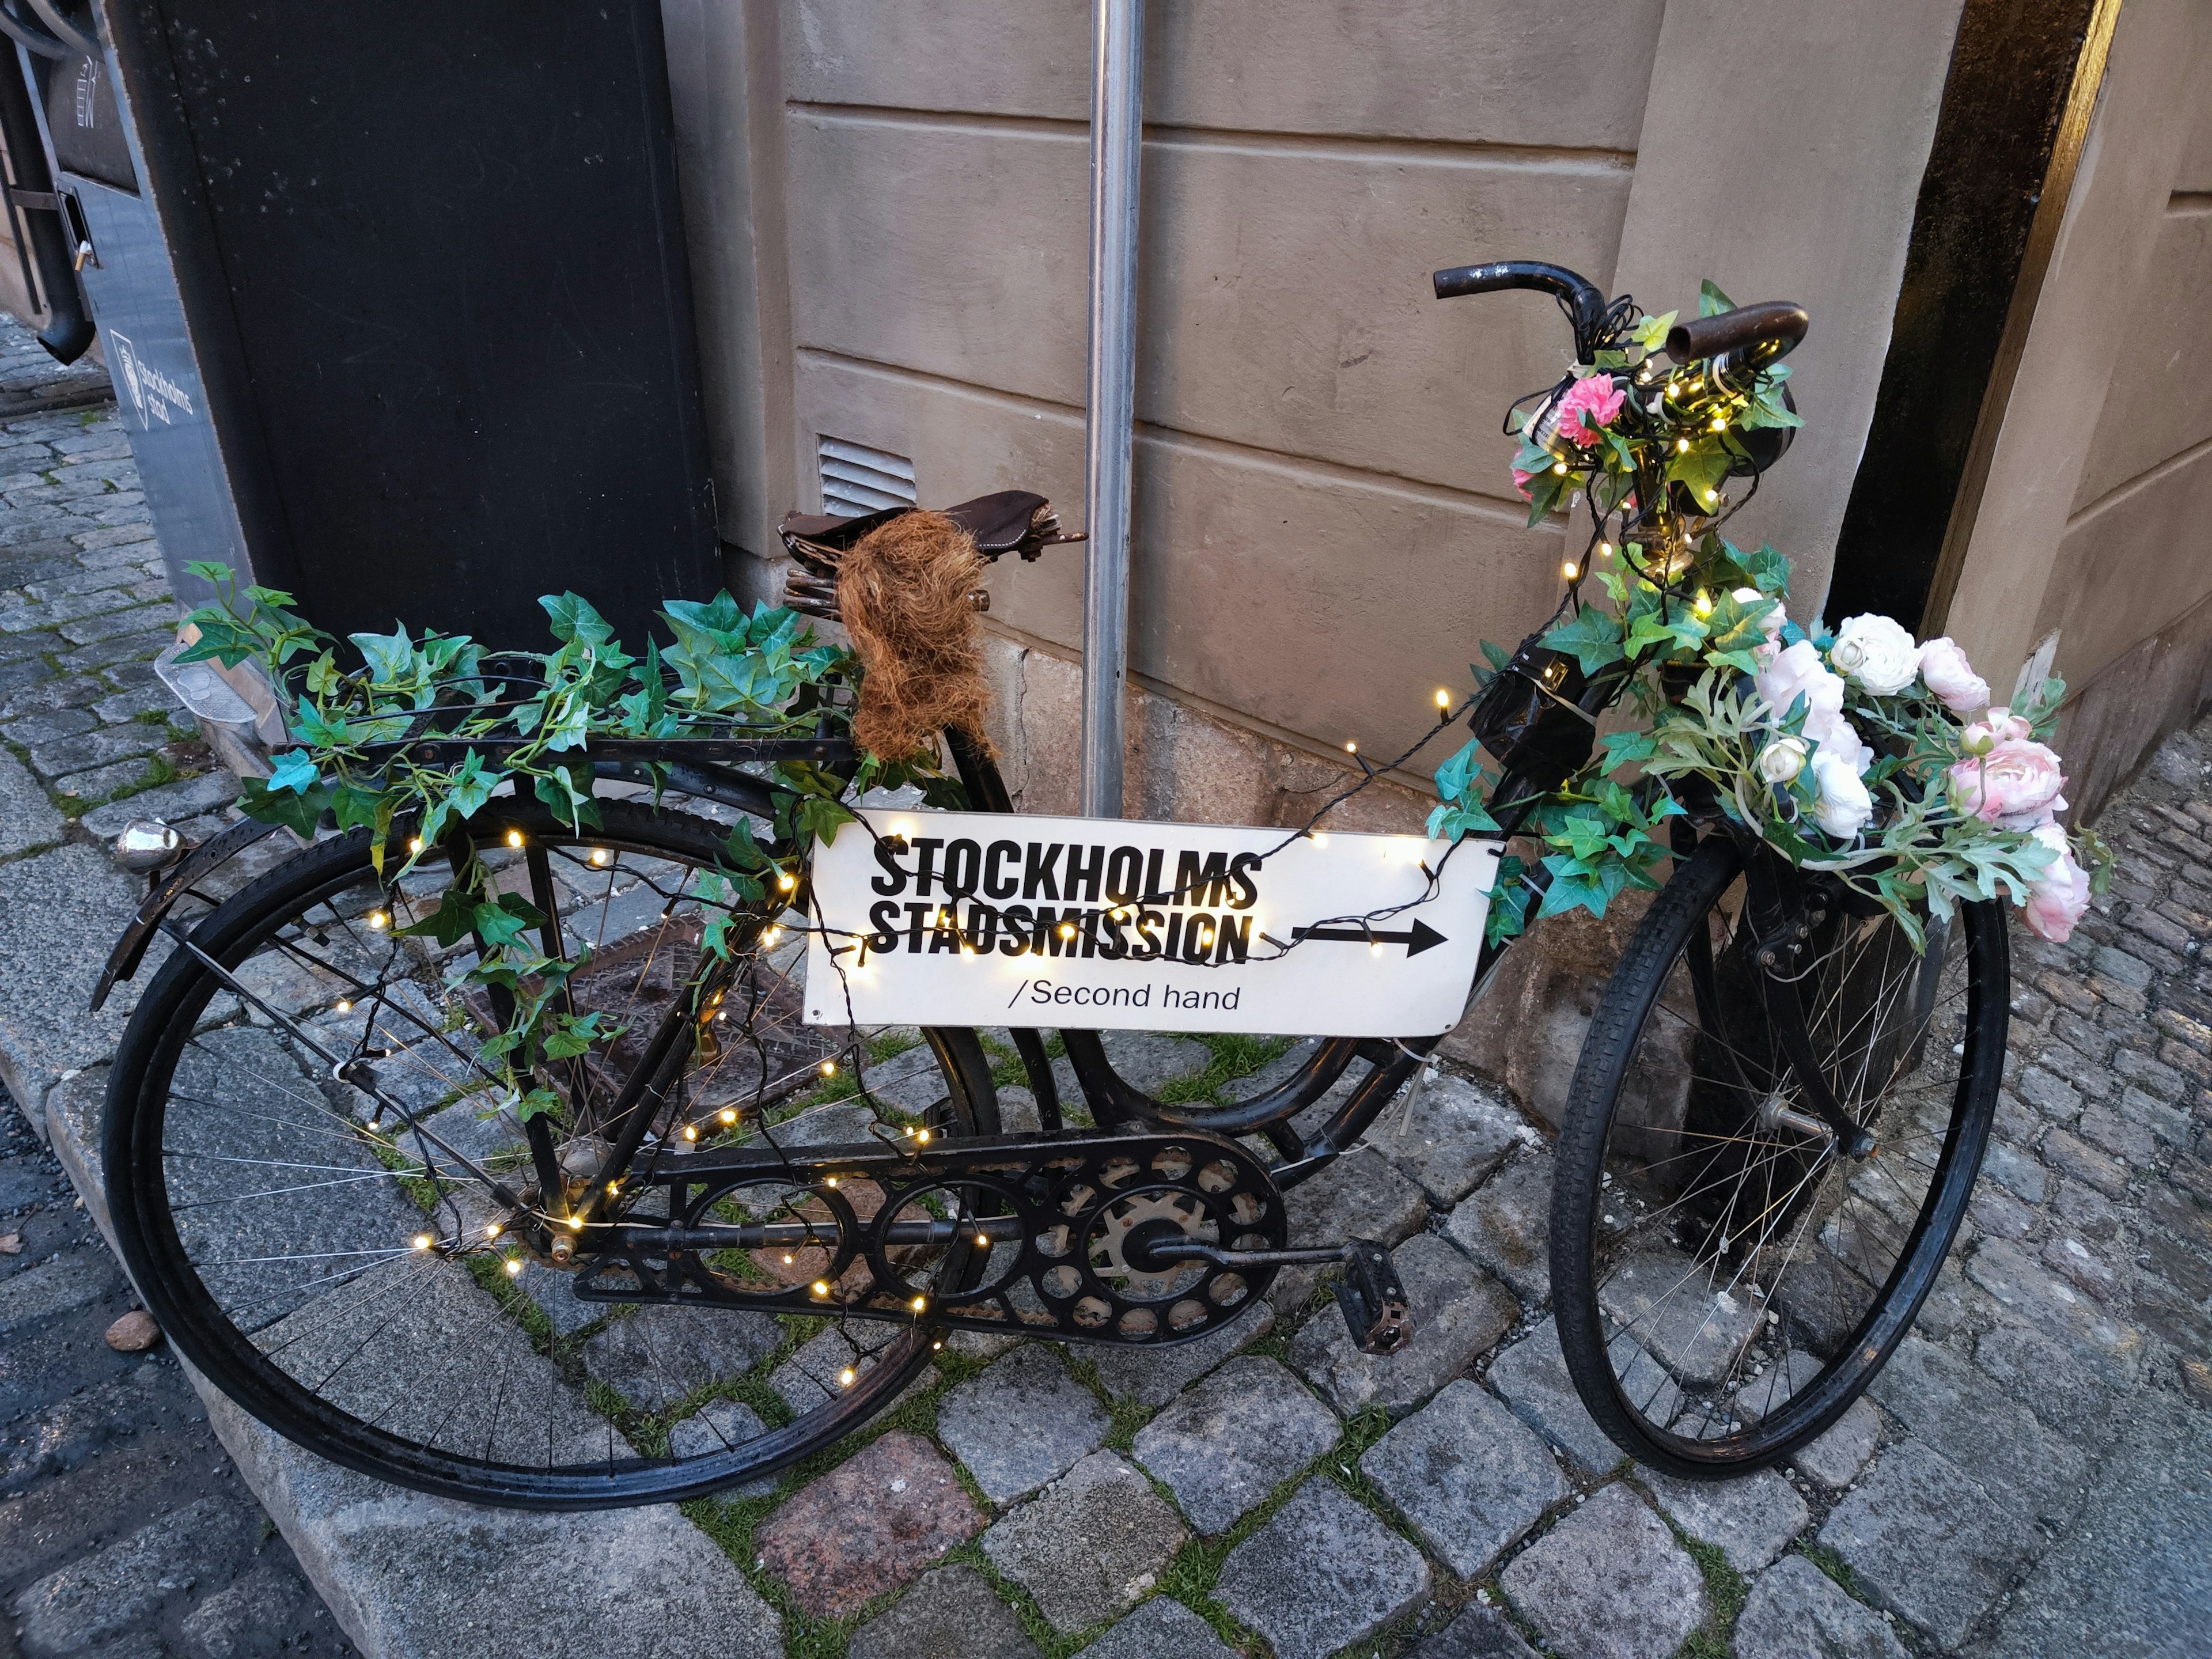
[818,435,916,518]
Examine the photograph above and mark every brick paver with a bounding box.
[3,304,2208,1657]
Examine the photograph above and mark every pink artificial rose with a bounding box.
[1554,374,1626,446]
[1512,466,1535,499]
[1949,738,2067,827]
[2022,823,2092,943]
[1916,637,1990,716]
[1960,707,2033,755]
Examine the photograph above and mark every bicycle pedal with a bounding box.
[1336,1237,1412,1355]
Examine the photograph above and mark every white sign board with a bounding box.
[802,808,1502,1037]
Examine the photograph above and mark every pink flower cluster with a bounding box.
[1945,708,2089,942]
[1554,374,1625,446]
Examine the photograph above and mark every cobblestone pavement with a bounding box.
[1,1084,361,1659]
[0,313,2205,1658]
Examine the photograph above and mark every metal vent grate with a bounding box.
[818,435,916,518]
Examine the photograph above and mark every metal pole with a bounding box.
[1080,0,1142,819]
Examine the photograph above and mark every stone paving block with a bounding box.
[1221,1035,1319,1101]
[1790,1396,1884,1490]
[1409,1604,1541,1658]
[1371,1069,1527,1204]
[178,1559,304,1658]
[1499,1483,1706,1659]
[1971,1316,2129,1442]
[1818,1438,2040,1647]
[847,1562,1041,1659]
[936,1344,1110,1502]
[1085,1299,1272,1406]
[1269,1145,1428,1310]
[1641,1465,1808,1573]
[757,1431,984,1619]
[1732,1554,1907,1659]
[10,1494,259,1655]
[1359,1378,1566,1578]
[1291,1233,1517,1416]
[980,1451,1186,1633]
[771,1323,927,1415]
[79,768,232,836]
[1595,1244,1763,1388]
[581,1303,782,1414]
[1096,1031,1212,1090]
[664,1399,778,1495]
[1131,1354,1339,1534]
[1866,1335,2089,1526]
[51,756,151,800]
[1964,1236,2142,1385]
[1445,1151,1552,1302]
[1986,1393,2211,1659]
[1070,1595,1236,1659]
[1485,1316,1626,1474]
[1215,1479,1429,1659]
[0,1249,115,1331]
[1980,1139,2048,1203]
[0,844,153,1105]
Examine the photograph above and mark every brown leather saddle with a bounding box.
[777,490,1078,620]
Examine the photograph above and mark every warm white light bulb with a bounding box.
[335,999,353,1014]
[821,1059,837,1076]
[506,829,524,847]
[719,1108,737,1125]
[1434,688,1450,710]
[683,1124,698,1141]
[590,848,610,866]
[407,837,423,855]
[778,872,796,891]
[503,1257,522,1276]
[411,1233,431,1251]
[368,911,389,930]
[1562,561,1579,581]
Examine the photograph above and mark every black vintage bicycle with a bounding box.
[94,260,2005,1508]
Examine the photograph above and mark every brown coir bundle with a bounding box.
[835,509,994,760]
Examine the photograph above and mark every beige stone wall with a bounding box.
[1945,0,2212,816]
[666,0,1968,830]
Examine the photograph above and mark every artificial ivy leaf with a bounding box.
[513,1088,563,1125]
[1479,639,1513,673]
[395,887,479,946]
[1628,310,1676,351]
[471,891,546,952]
[540,592,616,647]
[328,783,388,834]
[1537,851,1631,919]
[542,1010,622,1060]
[267,748,321,795]
[1432,740,1483,806]
[1427,800,1501,842]
[795,793,858,848]
[349,626,418,688]
[172,607,267,669]
[722,816,772,872]
[1698,278,1736,318]
[1541,607,1624,675]
[184,559,232,584]
[1599,730,1658,775]
[1666,442,1732,506]
[235,775,329,837]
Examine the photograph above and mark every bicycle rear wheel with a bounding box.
[105,796,999,1508]
[1551,835,2008,1476]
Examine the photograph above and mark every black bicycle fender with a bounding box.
[90,817,284,1011]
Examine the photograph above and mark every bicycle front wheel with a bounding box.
[104,796,999,1508]
[1551,835,2008,1476]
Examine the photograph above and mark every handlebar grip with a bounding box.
[1433,259,1609,361]
[1664,301,1809,369]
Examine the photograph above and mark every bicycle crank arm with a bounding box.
[1141,1236,1411,1355]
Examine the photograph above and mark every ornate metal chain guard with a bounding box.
[571,1129,1286,1347]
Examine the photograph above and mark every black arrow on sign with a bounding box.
[1291,919,1448,957]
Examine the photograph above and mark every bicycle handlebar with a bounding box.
[1664,301,1809,370]
[1432,260,1609,361]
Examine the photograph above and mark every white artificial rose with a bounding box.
[1755,641,1870,772]
[1916,637,1990,717]
[1809,749,1874,840]
[1756,736,1808,783]
[1828,614,1921,696]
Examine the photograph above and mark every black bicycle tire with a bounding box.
[104,796,1001,1509]
[1549,834,2008,1478]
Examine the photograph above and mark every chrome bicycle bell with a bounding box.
[112,819,185,873]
